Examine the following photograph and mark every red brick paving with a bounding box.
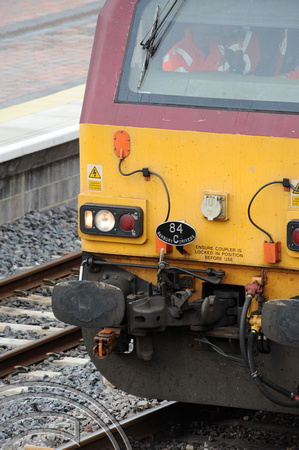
[0,0,97,28]
[0,0,101,107]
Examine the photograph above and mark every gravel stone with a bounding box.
[1,206,298,449]
[0,206,81,279]
[0,207,165,447]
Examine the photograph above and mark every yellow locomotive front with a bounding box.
[53,0,299,412]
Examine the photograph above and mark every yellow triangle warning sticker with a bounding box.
[87,164,103,192]
[89,166,101,179]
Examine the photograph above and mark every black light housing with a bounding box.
[287,220,299,251]
[80,203,143,237]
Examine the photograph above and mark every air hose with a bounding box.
[239,294,253,365]
[247,330,299,408]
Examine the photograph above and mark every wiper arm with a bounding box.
[140,0,180,56]
[137,5,159,89]
[138,0,184,89]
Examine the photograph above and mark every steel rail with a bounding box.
[0,251,83,377]
[0,251,82,301]
[57,401,179,449]
[0,326,82,378]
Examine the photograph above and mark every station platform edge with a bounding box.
[0,85,85,163]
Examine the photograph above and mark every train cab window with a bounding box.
[116,0,299,113]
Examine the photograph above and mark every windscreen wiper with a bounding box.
[141,0,183,56]
[138,0,185,89]
[138,5,159,89]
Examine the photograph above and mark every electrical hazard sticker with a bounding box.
[87,164,103,192]
[291,179,299,207]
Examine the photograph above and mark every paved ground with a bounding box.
[0,0,104,109]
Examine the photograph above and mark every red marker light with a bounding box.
[291,228,299,246]
[119,214,135,231]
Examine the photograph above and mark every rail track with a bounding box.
[0,251,82,377]
[56,400,180,449]
[12,400,297,450]
[1,252,299,449]
[0,250,172,450]
[55,401,299,450]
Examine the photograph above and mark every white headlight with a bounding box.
[94,210,115,232]
[84,210,93,229]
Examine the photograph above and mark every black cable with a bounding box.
[118,160,143,177]
[247,181,283,243]
[118,159,171,222]
[148,169,171,221]
[196,335,247,367]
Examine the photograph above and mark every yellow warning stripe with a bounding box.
[0,85,85,123]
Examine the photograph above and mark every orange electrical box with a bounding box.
[264,241,281,263]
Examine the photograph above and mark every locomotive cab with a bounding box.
[52,0,299,413]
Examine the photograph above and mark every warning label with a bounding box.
[194,245,244,263]
[291,179,299,208]
[293,197,299,207]
[87,164,103,192]
[89,166,101,178]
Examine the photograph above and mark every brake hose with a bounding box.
[247,330,299,408]
[239,294,253,365]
